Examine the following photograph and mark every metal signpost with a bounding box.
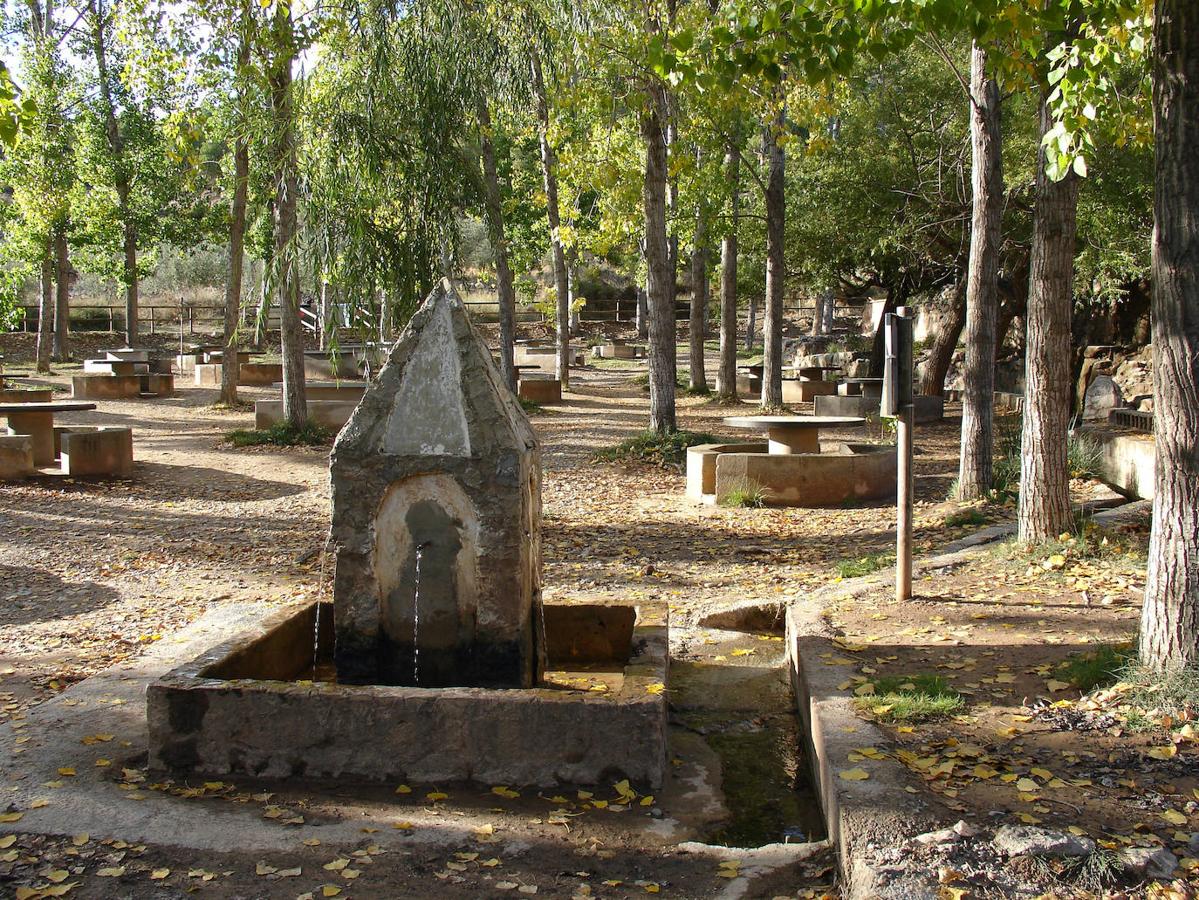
[882,310,914,602]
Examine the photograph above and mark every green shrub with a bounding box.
[943,508,988,528]
[227,422,332,448]
[720,481,767,508]
[1055,644,1135,693]
[594,429,721,470]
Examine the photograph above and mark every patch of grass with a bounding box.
[210,399,255,412]
[590,356,643,370]
[518,397,544,415]
[943,508,989,528]
[1116,663,1199,724]
[835,553,894,579]
[631,368,689,391]
[985,419,1106,500]
[1067,432,1103,479]
[594,428,721,470]
[720,481,767,508]
[853,674,965,722]
[1055,644,1135,693]
[227,421,332,448]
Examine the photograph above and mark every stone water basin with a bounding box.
[148,600,668,788]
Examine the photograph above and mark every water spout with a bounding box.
[413,541,431,685]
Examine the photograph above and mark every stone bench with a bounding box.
[814,393,944,424]
[781,378,837,404]
[0,388,53,404]
[1078,425,1155,500]
[518,377,562,404]
[254,399,357,431]
[56,426,133,477]
[274,381,367,402]
[0,434,34,480]
[72,374,143,400]
[238,363,284,386]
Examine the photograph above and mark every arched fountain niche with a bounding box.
[373,474,480,687]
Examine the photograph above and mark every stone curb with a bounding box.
[786,498,1151,898]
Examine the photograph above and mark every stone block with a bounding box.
[1079,425,1155,500]
[330,281,542,688]
[140,374,174,397]
[0,388,53,404]
[84,359,142,376]
[239,362,284,385]
[282,381,368,402]
[71,374,143,400]
[714,443,896,507]
[1084,374,1124,421]
[60,426,133,477]
[685,442,768,502]
[0,434,34,480]
[254,399,358,431]
[518,377,562,404]
[194,364,223,387]
[600,342,639,360]
[782,379,837,404]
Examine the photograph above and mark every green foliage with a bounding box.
[594,429,721,470]
[854,674,964,723]
[1055,644,1135,693]
[943,508,988,529]
[226,421,331,447]
[720,481,767,509]
[835,553,894,579]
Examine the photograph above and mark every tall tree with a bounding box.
[716,137,740,401]
[1017,95,1078,543]
[52,227,70,361]
[642,75,676,433]
[687,147,709,394]
[87,0,138,346]
[530,49,571,390]
[1141,0,1199,671]
[221,1,253,407]
[761,104,785,407]
[957,42,1003,499]
[476,94,518,390]
[266,3,306,427]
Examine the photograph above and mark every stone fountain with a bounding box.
[147,281,668,787]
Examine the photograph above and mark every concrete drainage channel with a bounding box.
[696,499,1154,899]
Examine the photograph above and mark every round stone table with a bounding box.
[722,415,866,455]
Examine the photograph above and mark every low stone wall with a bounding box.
[58,426,134,477]
[715,443,896,507]
[238,363,284,386]
[0,434,34,479]
[518,377,562,404]
[685,442,768,502]
[72,374,142,400]
[1079,425,1156,500]
[254,399,357,431]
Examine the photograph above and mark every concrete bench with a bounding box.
[72,374,143,400]
[238,363,284,386]
[0,388,53,404]
[254,399,357,431]
[57,426,134,477]
[0,434,34,480]
[518,377,562,404]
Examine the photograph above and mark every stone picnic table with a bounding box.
[0,401,97,465]
[722,414,866,455]
[787,363,843,382]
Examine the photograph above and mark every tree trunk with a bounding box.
[918,280,966,397]
[220,8,251,406]
[688,164,709,394]
[476,95,518,391]
[268,10,306,428]
[744,296,757,351]
[958,43,1005,500]
[36,250,53,373]
[318,281,330,351]
[810,289,833,336]
[52,227,70,361]
[761,112,785,408]
[1017,98,1079,543]
[1141,0,1199,671]
[636,282,648,339]
[716,140,740,401]
[531,50,570,389]
[642,80,676,433]
[89,0,137,346]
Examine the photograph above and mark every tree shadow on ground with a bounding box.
[0,563,122,627]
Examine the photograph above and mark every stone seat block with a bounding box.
[59,426,133,477]
[781,379,837,404]
[518,377,562,404]
[254,399,358,431]
[0,433,34,480]
[72,374,143,400]
[239,363,284,385]
[140,374,175,397]
[0,388,53,404]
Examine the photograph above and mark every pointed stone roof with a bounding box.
[332,279,537,463]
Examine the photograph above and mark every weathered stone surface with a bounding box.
[71,374,143,400]
[518,377,562,404]
[1084,375,1125,420]
[238,362,283,385]
[0,388,52,404]
[992,826,1095,858]
[330,280,542,688]
[255,399,358,432]
[59,426,133,477]
[1118,847,1178,880]
[0,433,34,479]
[714,443,896,508]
